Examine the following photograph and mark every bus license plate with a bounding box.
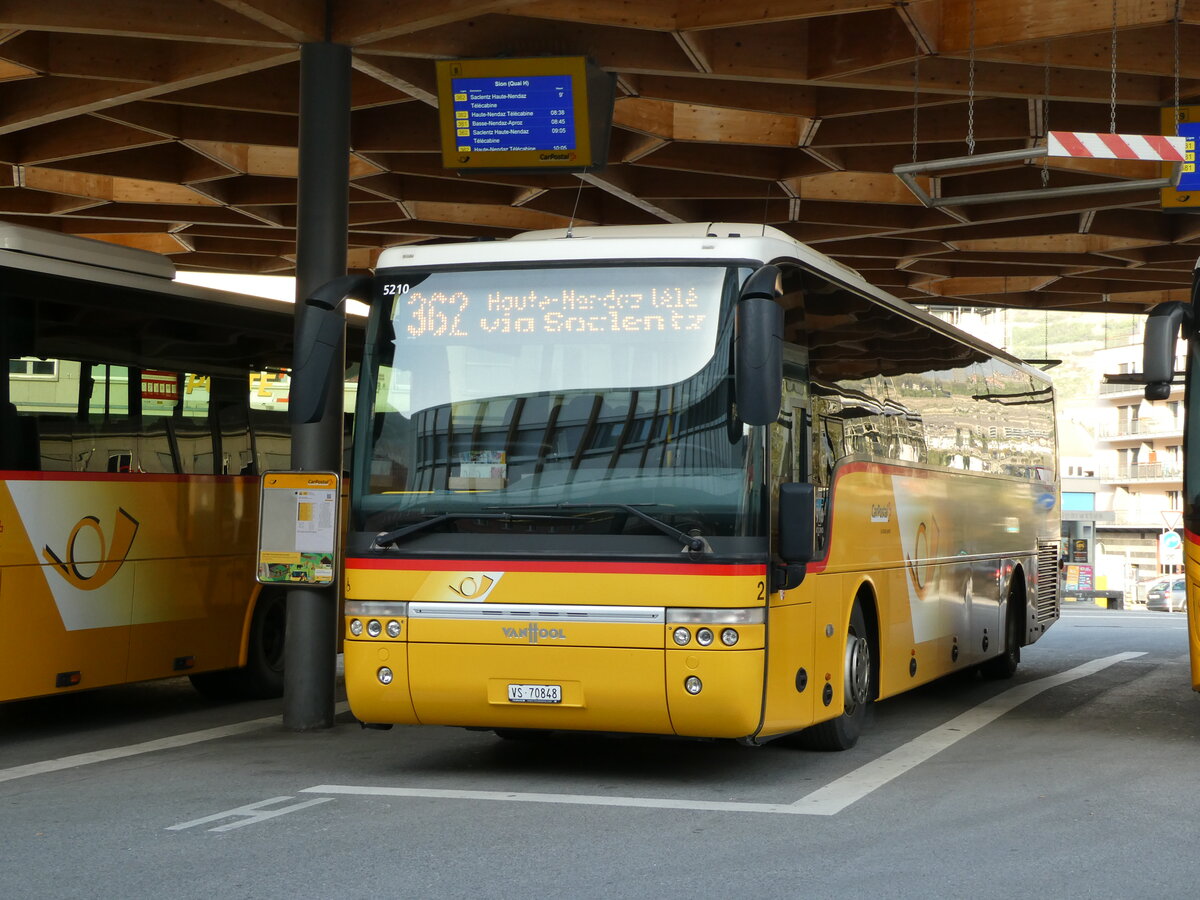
[507,683,562,704]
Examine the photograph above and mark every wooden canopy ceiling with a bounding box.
[1,1,1198,314]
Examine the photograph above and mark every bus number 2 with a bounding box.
[757,580,765,602]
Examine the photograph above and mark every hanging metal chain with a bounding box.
[1109,0,1119,134]
[912,32,921,163]
[966,0,977,154]
[1174,0,1182,131]
[1043,39,1051,187]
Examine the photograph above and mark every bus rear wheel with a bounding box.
[190,591,287,701]
[796,601,873,751]
[981,589,1021,680]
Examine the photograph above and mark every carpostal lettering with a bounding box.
[501,624,566,643]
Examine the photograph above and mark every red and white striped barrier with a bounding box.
[1047,130,1188,162]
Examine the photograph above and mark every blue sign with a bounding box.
[1162,531,1182,550]
[451,74,576,154]
[1036,492,1057,512]
[1177,121,1200,191]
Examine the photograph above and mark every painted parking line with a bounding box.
[0,702,350,785]
[168,795,334,833]
[303,652,1146,817]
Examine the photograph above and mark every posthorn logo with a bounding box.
[501,623,566,644]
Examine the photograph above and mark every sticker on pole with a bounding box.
[257,471,339,586]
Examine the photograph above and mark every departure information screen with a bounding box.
[436,57,610,171]
[450,74,576,154]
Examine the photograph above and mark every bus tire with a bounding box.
[189,591,287,701]
[981,588,1021,680]
[796,601,873,751]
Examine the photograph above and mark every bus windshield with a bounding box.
[352,263,764,547]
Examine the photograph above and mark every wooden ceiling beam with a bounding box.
[806,9,920,80]
[633,75,818,118]
[352,54,438,107]
[20,165,221,206]
[356,15,694,76]
[210,0,327,43]
[833,56,1164,105]
[784,170,928,205]
[632,142,831,180]
[0,31,170,82]
[0,0,295,44]
[0,46,296,134]
[939,0,1178,54]
[5,115,167,164]
[579,168,695,223]
[614,97,812,146]
[812,98,1031,147]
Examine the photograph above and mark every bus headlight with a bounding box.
[349,619,364,636]
[673,627,691,646]
[696,628,714,646]
[684,676,703,695]
[721,628,739,646]
[386,620,402,638]
[367,619,382,638]
[378,667,394,685]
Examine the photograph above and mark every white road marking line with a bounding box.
[0,701,350,785]
[303,652,1146,817]
[168,795,333,832]
[792,651,1146,815]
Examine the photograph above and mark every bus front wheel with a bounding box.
[795,601,873,751]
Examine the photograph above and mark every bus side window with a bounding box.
[85,363,134,473]
[213,376,254,475]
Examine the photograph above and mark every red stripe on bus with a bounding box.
[0,471,251,483]
[347,558,766,576]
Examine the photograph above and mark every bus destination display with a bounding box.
[436,57,613,171]
[395,284,711,342]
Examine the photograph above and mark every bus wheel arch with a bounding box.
[981,566,1025,680]
[189,589,287,700]
[795,584,878,751]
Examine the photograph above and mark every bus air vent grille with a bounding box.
[1034,540,1060,623]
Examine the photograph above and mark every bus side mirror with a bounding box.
[1142,301,1192,402]
[778,482,815,564]
[735,265,784,426]
[775,482,815,592]
[290,274,372,425]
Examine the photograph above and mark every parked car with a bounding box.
[1146,578,1188,612]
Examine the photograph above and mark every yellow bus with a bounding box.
[0,223,305,703]
[323,223,1060,749]
[1140,256,1200,689]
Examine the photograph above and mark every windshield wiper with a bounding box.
[488,503,711,554]
[372,511,575,549]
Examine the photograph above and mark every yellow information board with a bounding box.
[257,471,339,587]
[1161,105,1200,209]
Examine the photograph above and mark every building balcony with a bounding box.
[1097,420,1183,440]
[1100,463,1182,484]
[1100,508,1183,529]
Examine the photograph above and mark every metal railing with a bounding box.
[1101,463,1182,482]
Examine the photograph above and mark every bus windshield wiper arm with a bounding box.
[373,511,574,549]
[491,503,711,554]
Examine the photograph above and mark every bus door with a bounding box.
[761,346,817,736]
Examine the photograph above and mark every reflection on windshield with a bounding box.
[354,264,762,541]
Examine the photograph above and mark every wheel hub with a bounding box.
[844,634,871,710]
